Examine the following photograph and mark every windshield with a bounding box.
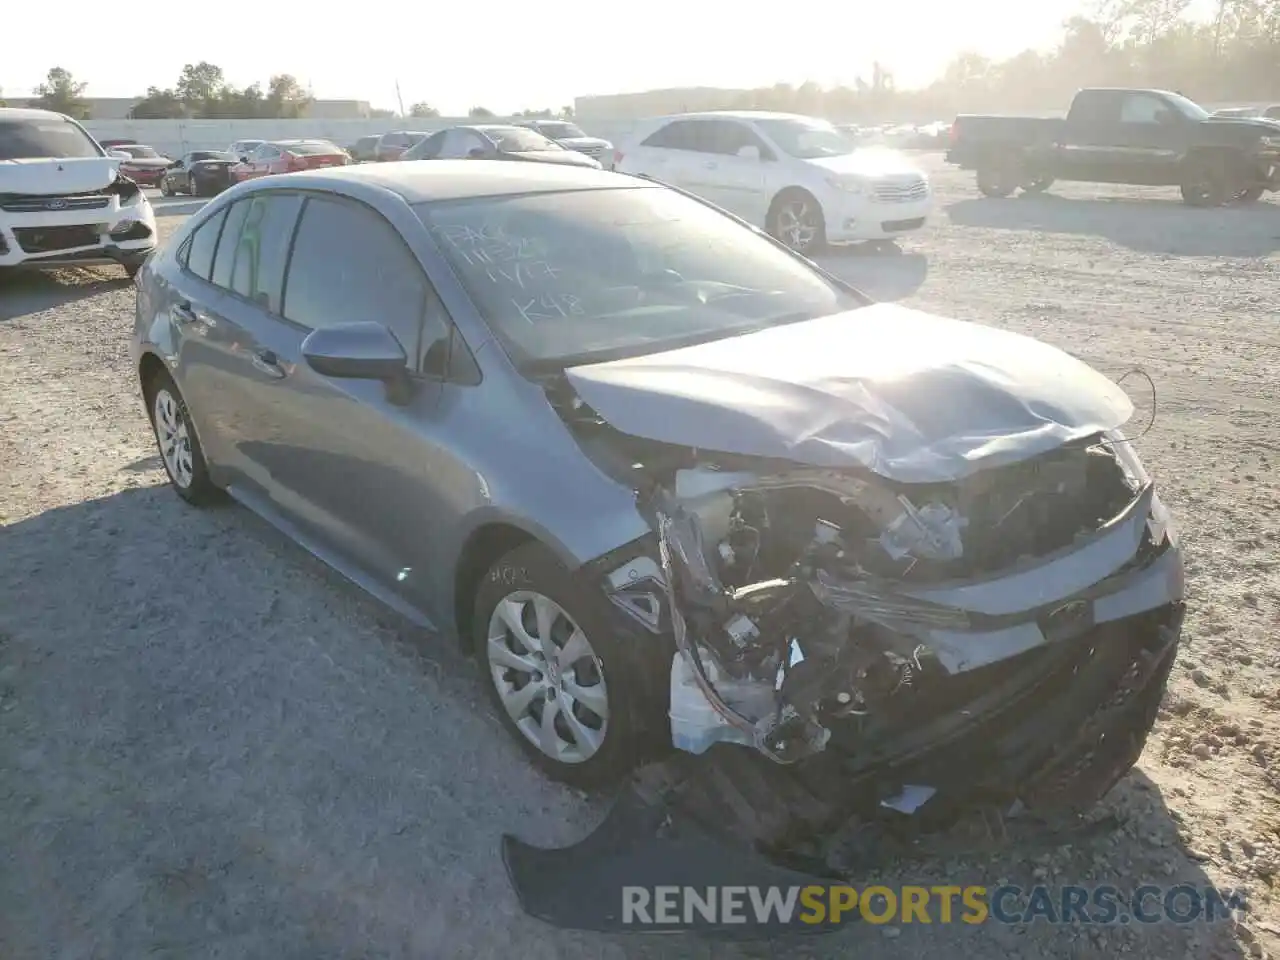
[0,118,103,161]
[192,151,234,162]
[481,127,561,152]
[1166,93,1210,121]
[754,117,857,159]
[416,186,859,368]
[535,121,587,139]
[119,144,161,158]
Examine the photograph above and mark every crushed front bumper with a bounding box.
[505,600,1183,935]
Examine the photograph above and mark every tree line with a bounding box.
[15,3,1280,125]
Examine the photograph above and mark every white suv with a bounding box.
[0,108,157,277]
[616,111,933,254]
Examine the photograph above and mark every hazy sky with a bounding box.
[4,0,1219,115]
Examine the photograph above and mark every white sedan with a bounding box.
[615,110,933,254]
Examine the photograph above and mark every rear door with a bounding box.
[694,120,771,221]
[177,191,307,497]
[625,119,704,189]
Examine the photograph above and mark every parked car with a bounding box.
[0,107,156,277]
[161,151,237,197]
[98,137,139,150]
[349,134,380,163]
[615,110,932,254]
[132,161,1184,906]
[946,87,1280,205]
[226,139,266,160]
[375,130,430,162]
[111,143,173,188]
[228,139,350,184]
[516,119,614,168]
[401,125,602,169]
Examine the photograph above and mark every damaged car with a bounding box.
[132,160,1184,930]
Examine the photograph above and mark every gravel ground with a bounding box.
[2,165,1279,959]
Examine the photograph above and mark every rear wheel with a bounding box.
[1020,175,1055,195]
[977,158,1021,198]
[143,370,224,506]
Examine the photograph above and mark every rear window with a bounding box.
[534,121,586,139]
[0,117,103,160]
[280,141,341,155]
[191,151,234,162]
[119,145,161,159]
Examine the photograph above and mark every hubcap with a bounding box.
[486,590,609,764]
[776,200,818,250]
[153,387,194,489]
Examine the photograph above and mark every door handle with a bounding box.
[251,349,285,379]
[172,301,197,324]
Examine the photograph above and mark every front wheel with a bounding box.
[473,541,648,789]
[1180,154,1241,207]
[159,178,173,197]
[767,190,826,255]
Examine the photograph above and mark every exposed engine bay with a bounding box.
[550,373,1178,774]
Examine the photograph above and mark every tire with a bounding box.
[143,370,224,506]
[160,178,172,197]
[124,262,141,280]
[766,189,826,255]
[1020,175,1055,195]
[976,160,1020,198]
[473,541,647,789]
[1180,153,1239,207]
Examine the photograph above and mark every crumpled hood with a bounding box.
[0,156,119,195]
[564,303,1134,483]
[804,147,925,179]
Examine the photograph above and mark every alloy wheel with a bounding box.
[153,387,194,489]
[486,590,609,764]
[775,199,820,251]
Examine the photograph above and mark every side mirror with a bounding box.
[239,155,249,163]
[301,322,408,381]
[736,144,761,161]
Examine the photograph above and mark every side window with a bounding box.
[184,207,228,281]
[642,120,699,151]
[209,199,251,289]
[228,193,304,312]
[439,130,472,158]
[703,121,758,156]
[1120,95,1171,124]
[415,131,447,159]
[283,196,431,366]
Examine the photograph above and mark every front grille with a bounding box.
[0,192,111,213]
[882,217,926,232]
[573,145,604,159]
[872,177,929,203]
[13,224,101,254]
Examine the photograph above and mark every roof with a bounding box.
[0,106,77,122]
[288,159,645,203]
[651,110,821,122]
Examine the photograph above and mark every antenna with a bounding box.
[394,79,406,118]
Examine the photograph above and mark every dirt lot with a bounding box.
[2,162,1279,959]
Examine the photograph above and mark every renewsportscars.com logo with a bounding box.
[621,884,1247,929]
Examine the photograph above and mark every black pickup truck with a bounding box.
[946,87,1280,206]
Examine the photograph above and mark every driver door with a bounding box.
[1112,92,1187,185]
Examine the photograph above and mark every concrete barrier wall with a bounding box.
[82,117,640,158]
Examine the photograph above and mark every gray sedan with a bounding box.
[131,161,1184,858]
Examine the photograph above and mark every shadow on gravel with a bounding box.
[0,269,132,322]
[0,486,1243,960]
[815,246,929,302]
[947,194,1280,257]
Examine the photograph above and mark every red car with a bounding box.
[112,143,173,187]
[229,139,351,184]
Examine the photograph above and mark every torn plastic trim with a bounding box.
[897,483,1156,616]
[923,547,1184,673]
